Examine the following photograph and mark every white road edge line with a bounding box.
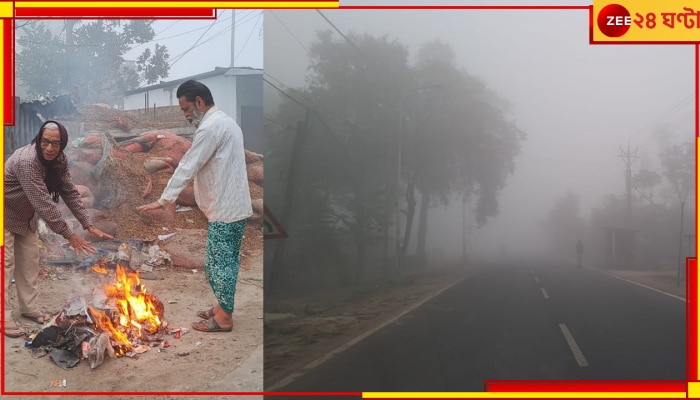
[559,323,589,367]
[534,276,540,284]
[540,288,549,299]
[266,265,484,391]
[607,274,685,302]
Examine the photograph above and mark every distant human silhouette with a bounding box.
[576,239,584,268]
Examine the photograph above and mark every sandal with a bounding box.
[21,311,53,324]
[196,307,215,319]
[192,317,232,333]
[4,321,26,338]
[197,307,215,319]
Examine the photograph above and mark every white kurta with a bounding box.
[158,106,253,223]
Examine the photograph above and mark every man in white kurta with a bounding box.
[138,80,252,332]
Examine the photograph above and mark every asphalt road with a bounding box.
[272,259,686,393]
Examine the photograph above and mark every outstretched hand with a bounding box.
[87,226,114,240]
[137,201,162,212]
[68,234,96,257]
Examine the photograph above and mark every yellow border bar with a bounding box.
[363,393,687,399]
[0,2,11,17]
[15,1,338,8]
[689,382,700,398]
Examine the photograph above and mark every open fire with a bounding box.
[30,244,170,369]
[87,264,166,355]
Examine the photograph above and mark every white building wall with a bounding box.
[199,75,238,123]
[124,87,175,111]
[123,74,238,123]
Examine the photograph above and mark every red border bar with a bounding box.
[3,3,697,398]
[15,7,217,18]
[688,258,698,381]
[486,382,687,392]
[696,45,699,137]
[340,5,588,9]
[3,19,13,126]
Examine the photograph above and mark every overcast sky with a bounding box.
[123,9,263,83]
[265,9,696,257]
[15,12,262,93]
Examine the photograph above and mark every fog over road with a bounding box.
[276,259,686,393]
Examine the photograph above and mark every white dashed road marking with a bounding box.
[559,323,589,367]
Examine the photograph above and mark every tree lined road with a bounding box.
[276,260,686,392]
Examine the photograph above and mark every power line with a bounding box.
[264,72,345,124]
[187,10,262,49]
[264,77,365,173]
[155,20,180,37]
[637,94,693,133]
[168,19,220,68]
[195,25,233,47]
[167,11,262,67]
[315,10,368,61]
[626,93,695,151]
[149,11,255,45]
[265,116,294,130]
[234,13,262,62]
[270,10,310,54]
[127,20,181,54]
[264,77,310,111]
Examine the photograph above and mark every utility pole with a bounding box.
[230,10,236,67]
[618,142,638,227]
[269,111,309,289]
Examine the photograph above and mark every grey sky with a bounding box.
[123,10,263,83]
[265,9,695,256]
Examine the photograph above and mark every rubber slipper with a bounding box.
[4,322,26,338]
[191,317,232,333]
[21,312,52,324]
[196,307,215,319]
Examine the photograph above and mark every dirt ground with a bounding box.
[2,230,263,398]
[264,263,689,391]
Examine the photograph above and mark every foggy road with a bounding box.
[274,260,686,392]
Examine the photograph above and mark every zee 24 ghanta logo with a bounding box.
[597,4,632,37]
[597,3,700,38]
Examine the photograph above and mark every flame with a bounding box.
[90,264,164,352]
[92,266,108,274]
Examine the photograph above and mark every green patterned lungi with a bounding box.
[205,220,247,314]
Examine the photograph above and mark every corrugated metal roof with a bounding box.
[125,66,262,95]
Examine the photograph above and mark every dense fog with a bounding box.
[264,9,696,291]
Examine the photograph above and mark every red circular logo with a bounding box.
[597,4,632,37]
